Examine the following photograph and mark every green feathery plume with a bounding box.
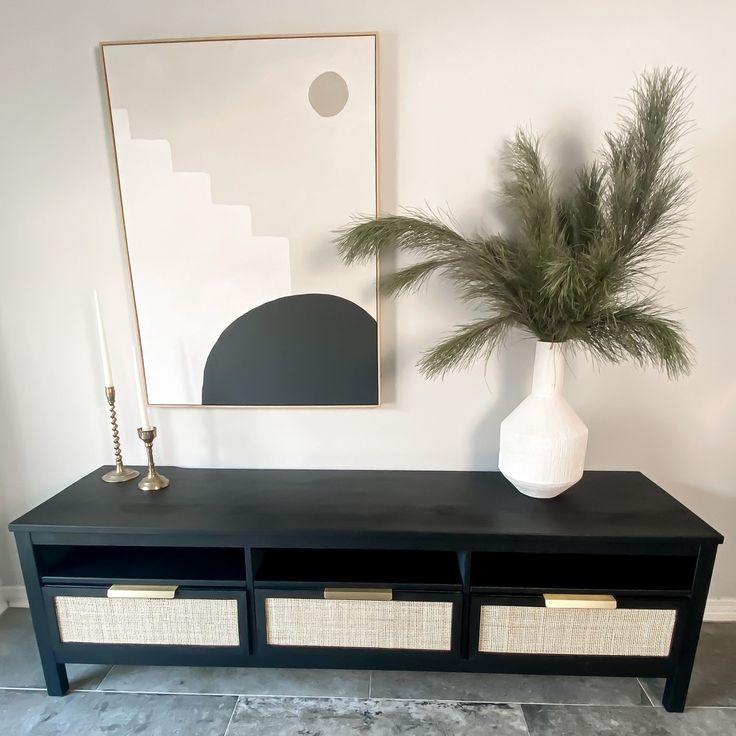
[335,68,694,379]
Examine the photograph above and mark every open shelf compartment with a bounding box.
[470,551,697,595]
[37,544,247,588]
[252,548,463,590]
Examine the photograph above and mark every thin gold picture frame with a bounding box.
[100,32,381,409]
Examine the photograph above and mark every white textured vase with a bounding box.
[498,341,588,499]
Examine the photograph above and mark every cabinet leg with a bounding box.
[662,667,691,713]
[14,532,69,696]
[661,543,717,713]
[41,661,69,697]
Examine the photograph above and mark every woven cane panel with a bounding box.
[478,605,676,656]
[265,598,453,651]
[54,596,240,646]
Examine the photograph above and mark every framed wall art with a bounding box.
[101,33,379,407]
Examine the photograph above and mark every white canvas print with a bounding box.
[102,34,379,406]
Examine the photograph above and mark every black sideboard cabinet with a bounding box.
[9,467,723,712]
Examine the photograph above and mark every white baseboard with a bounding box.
[704,598,736,622]
[0,586,28,609]
[1,585,734,621]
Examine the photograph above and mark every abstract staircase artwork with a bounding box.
[103,34,379,406]
[113,108,292,405]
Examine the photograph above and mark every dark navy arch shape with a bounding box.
[202,293,378,406]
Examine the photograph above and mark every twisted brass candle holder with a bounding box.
[102,386,139,483]
[137,426,169,491]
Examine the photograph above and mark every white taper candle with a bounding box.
[93,290,114,387]
[132,347,151,430]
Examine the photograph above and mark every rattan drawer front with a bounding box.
[265,597,454,651]
[478,604,677,657]
[54,595,240,646]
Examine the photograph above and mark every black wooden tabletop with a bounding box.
[8,467,723,546]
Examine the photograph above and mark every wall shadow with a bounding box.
[375,32,399,406]
[469,336,536,471]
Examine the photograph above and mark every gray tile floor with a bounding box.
[1,607,734,735]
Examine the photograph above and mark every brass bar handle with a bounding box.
[107,584,179,599]
[543,593,617,609]
[323,587,393,601]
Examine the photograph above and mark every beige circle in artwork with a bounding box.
[308,71,349,117]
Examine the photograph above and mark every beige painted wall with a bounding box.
[1,0,734,596]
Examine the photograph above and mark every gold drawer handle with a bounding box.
[107,584,179,599]
[323,588,393,601]
[543,593,617,609]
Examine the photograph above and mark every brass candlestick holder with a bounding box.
[102,386,139,483]
[137,426,169,491]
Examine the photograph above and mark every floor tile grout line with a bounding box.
[10,686,683,708]
[94,687,272,698]
[95,666,115,692]
[519,703,532,736]
[88,687,380,700]
[0,684,700,708]
[222,696,240,736]
[687,706,736,710]
[511,701,736,712]
[1,685,736,710]
[78,689,232,699]
[637,678,656,707]
[367,698,658,708]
